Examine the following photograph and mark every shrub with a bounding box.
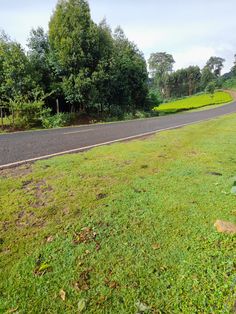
[145,90,163,110]
[205,82,216,96]
[40,112,75,129]
[10,99,45,129]
[123,112,134,120]
[223,77,236,90]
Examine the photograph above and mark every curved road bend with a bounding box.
[1,101,236,168]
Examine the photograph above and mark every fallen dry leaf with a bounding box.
[59,289,66,301]
[108,281,119,289]
[95,242,101,251]
[46,236,54,243]
[104,278,119,289]
[6,308,18,313]
[74,269,91,291]
[96,295,107,305]
[152,243,161,250]
[73,227,97,245]
[78,299,86,313]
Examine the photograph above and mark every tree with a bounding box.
[109,27,148,115]
[163,66,201,99]
[0,34,32,102]
[148,52,175,78]
[148,52,175,95]
[27,27,51,92]
[49,0,100,111]
[91,19,114,114]
[186,66,201,96]
[206,56,225,77]
[201,66,216,90]
[205,81,216,98]
[231,54,236,76]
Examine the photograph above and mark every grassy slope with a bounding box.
[1,114,236,313]
[155,91,232,113]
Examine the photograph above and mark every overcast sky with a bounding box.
[0,0,236,73]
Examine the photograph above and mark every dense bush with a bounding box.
[10,99,44,129]
[223,77,236,90]
[205,81,216,95]
[40,112,76,129]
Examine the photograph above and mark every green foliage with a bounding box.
[48,0,148,115]
[148,52,175,94]
[205,81,216,96]
[1,114,236,312]
[154,91,232,113]
[0,1,232,131]
[27,27,51,93]
[40,112,76,129]
[222,77,236,90]
[148,52,175,79]
[11,100,44,129]
[0,35,33,101]
[0,0,150,130]
[201,66,217,90]
[110,27,148,113]
[206,56,225,77]
[164,66,201,99]
[145,90,163,110]
[231,54,236,75]
[49,0,100,109]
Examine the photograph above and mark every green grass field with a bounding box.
[1,114,236,313]
[154,91,233,113]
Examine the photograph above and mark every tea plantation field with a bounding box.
[154,91,232,114]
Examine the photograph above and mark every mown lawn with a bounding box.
[154,91,233,113]
[0,114,236,313]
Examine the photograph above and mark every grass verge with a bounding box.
[154,91,233,114]
[0,114,236,313]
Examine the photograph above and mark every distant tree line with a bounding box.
[148,53,226,99]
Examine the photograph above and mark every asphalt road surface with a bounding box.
[1,101,236,168]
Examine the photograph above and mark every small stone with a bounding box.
[46,236,54,243]
[59,289,66,301]
[136,301,151,313]
[214,220,236,234]
[231,186,236,195]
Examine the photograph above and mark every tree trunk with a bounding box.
[0,107,3,130]
[56,98,60,114]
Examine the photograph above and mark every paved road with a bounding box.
[1,101,236,168]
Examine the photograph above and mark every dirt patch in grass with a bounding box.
[15,210,45,229]
[0,164,32,178]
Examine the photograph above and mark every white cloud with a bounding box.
[1,0,235,74]
[124,28,167,51]
[174,46,216,70]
